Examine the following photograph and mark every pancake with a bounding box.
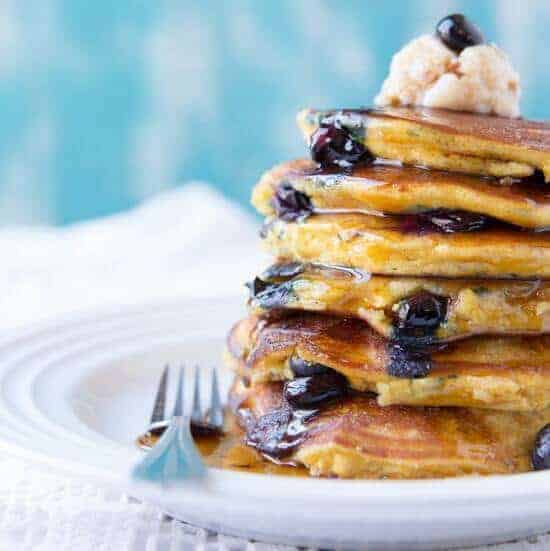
[248,262,550,342]
[261,213,550,278]
[226,313,550,411]
[229,378,550,478]
[252,159,550,230]
[297,107,550,180]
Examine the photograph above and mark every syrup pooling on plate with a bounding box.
[136,411,309,476]
[136,371,351,471]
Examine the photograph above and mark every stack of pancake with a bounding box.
[225,106,550,479]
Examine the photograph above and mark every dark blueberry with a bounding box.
[246,277,270,297]
[257,282,292,309]
[387,342,432,378]
[436,14,484,53]
[262,262,305,281]
[246,405,316,458]
[426,210,491,233]
[246,406,294,457]
[310,123,372,170]
[395,292,449,338]
[284,371,348,408]
[289,356,331,377]
[271,182,313,222]
[246,277,292,309]
[532,424,550,470]
[401,209,493,234]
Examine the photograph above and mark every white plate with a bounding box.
[0,296,549,550]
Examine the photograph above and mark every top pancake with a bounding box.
[297,107,550,180]
[253,159,550,230]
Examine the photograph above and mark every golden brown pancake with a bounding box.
[253,159,550,230]
[226,313,550,411]
[297,107,550,180]
[261,213,550,278]
[248,262,550,341]
[229,378,550,478]
[298,107,550,181]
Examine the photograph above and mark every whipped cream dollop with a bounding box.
[375,34,521,118]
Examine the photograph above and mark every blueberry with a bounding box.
[246,277,270,297]
[532,424,550,470]
[395,292,449,337]
[289,356,331,377]
[425,210,491,233]
[246,405,317,458]
[310,123,372,169]
[401,209,493,234]
[272,182,313,222]
[246,406,294,457]
[284,371,348,408]
[436,14,484,53]
[387,342,432,378]
[246,277,292,309]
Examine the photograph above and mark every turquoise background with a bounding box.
[1,1,548,225]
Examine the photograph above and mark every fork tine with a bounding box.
[150,364,169,424]
[208,367,224,428]
[191,366,202,424]
[172,366,185,417]
[132,363,207,484]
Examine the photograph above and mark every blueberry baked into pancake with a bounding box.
[221,14,550,478]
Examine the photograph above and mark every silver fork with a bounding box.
[131,365,223,486]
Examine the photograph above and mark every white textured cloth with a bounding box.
[0,185,548,550]
[0,183,265,331]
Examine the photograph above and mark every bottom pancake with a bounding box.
[229,378,550,479]
[226,313,550,411]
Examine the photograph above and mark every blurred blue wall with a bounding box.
[1,0,548,225]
